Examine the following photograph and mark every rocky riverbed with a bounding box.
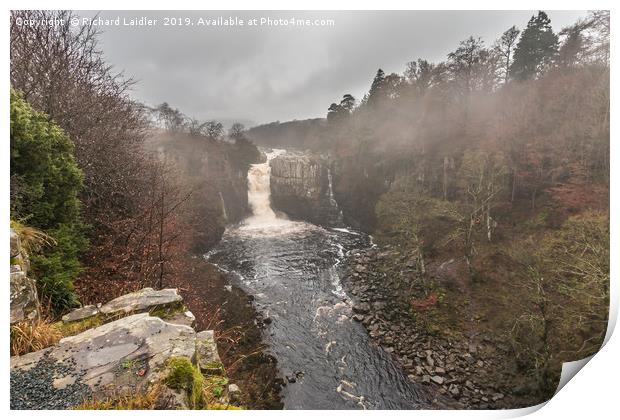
[341,246,541,409]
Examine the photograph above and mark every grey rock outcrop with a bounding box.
[62,305,99,323]
[269,152,343,226]
[10,228,39,325]
[10,313,196,409]
[60,288,188,327]
[10,271,39,325]
[196,330,223,374]
[11,288,225,410]
[99,287,183,315]
[165,310,196,328]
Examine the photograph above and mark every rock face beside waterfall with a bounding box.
[269,153,343,227]
[146,132,263,251]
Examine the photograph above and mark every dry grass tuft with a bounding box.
[10,319,63,356]
[73,384,166,410]
[10,220,56,255]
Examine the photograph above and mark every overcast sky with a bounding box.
[83,10,588,127]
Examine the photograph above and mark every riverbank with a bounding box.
[341,246,548,409]
[73,251,283,409]
[170,256,283,409]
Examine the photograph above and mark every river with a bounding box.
[207,150,430,409]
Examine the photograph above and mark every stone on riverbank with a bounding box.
[340,246,527,409]
[99,287,183,315]
[196,330,223,374]
[62,305,100,323]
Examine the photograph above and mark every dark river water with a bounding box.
[206,150,429,409]
[207,221,430,409]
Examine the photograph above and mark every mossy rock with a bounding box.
[195,330,223,374]
[164,357,207,409]
[58,289,188,339]
[163,356,236,410]
[55,314,105,337]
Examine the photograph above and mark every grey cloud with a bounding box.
[83,10,587,126]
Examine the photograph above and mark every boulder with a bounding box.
[10,270,39,325]
[352,302,371,315]
[195,330,223,374]
[164,310,196,328]
[99,288,182,316]
[352,314,364,322]
[448,383,459,395]
[10,313,196,409]
[62,305,100,323]
[228,383,242,404]
[431,375,445,385]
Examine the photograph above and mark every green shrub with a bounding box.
[10,89,87,314]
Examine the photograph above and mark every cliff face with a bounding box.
[147,132,263,252]
[331,155,392,232]
[269,151,391,232]
[269,152,343,227]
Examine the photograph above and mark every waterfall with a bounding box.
[243,149,287,228]
[326,167,344,224]
[219,191,228,222]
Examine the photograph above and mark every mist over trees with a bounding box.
[345,10,609,395]
[247,10,610,397]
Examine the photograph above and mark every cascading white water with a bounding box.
[242,149,292,230]
[219,191,228,222]
[326,167,344,223]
